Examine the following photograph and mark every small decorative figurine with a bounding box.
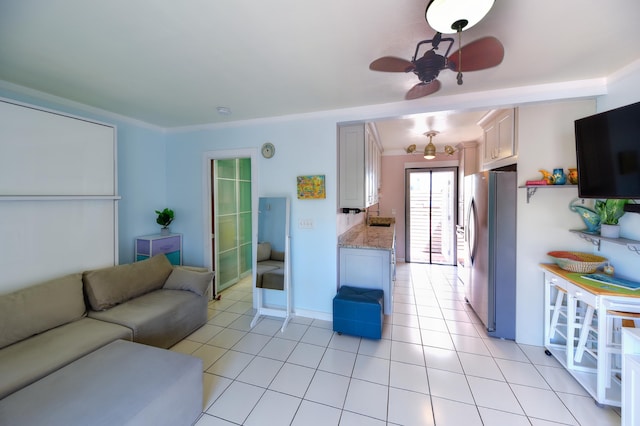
[552,168,566,185]
[603,263,615,275]
[569,198,601,232]
[539,169,555,184]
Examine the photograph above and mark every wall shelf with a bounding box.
[519,184,577,203]
[570,229,640,254]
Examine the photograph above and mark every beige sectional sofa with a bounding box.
[0,254,212,400]
[255,242,285,290]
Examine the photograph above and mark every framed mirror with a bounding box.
[251,197,292,331]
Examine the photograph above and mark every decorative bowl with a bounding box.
[547,251,607,273]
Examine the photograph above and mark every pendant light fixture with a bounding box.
[425,0,495,34]
[423,131,438,159]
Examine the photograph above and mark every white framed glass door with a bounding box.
[405,167,457,264]
[213,158,252,292]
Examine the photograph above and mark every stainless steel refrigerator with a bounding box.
[464,171,516,340]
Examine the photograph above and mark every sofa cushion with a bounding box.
[163,267,213,297]
[0,317,132,399]
[0,340,203,426]
[255,263,279,287]
[257,242,271,262]
[271,250,285,262]
[261,268,285,290]
[83,254,173,311]
[88,289,207,348]
[0,273,85,350]
[258,260,284,268]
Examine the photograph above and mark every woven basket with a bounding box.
[547,251,607,273]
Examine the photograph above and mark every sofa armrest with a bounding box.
[271,250,285,262]
[163,267,213,297]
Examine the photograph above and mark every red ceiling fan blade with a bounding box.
[447,36,504,72]
[405,80,441,100]
[369,56,415,73]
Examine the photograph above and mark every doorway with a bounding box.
[203,148,258,299]
[212,158,252,293]
[405,167,457,264]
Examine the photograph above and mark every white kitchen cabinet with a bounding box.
[478,108,517,170]
[339,247,394,315]
[338,123,381,209]
[367,129,382,204]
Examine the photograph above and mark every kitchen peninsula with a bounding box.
[338,219,396,315]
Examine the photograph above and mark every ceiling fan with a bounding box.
[369,32,504,100]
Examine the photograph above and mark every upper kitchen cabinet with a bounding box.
[338,123,382,209]
[478,108,517,170]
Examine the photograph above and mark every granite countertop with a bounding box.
[338,220,395,250]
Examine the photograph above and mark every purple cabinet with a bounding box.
[135,234,182,265]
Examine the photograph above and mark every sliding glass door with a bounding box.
[405,167,457,264]
[213,158,252,292]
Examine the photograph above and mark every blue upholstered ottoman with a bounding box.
[333,286,383,339]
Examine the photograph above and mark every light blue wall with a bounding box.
[116,125,168,263]
[259,197,287,252]
[0,86,168,265]
[166,116,339,315]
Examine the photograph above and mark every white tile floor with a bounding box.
[171,263,622,426]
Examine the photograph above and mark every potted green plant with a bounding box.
[594,199,629,238]
[155,208,174,235]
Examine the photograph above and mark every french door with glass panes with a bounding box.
[405,167,457,264]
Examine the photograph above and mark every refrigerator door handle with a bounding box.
[467,198,478,265]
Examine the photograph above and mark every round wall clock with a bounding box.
[261,142,275,159]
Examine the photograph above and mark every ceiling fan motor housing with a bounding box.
[414,50,446,84]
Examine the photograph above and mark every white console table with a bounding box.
[541,264,640,407]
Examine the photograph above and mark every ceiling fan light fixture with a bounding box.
[425,0,495,34]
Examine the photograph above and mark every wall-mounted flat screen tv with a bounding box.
[575,101,640,199]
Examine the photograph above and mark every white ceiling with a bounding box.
[1,0,639,153]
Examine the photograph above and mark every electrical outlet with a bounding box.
[298,218,314,229]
